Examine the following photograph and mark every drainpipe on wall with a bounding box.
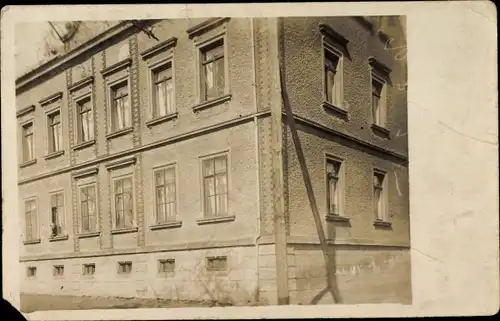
[251,17,262,305]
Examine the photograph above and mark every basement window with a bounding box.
[206,256,228,271]
[83,263,96,276]
[117,261,133,274]
[27,266,37,278]
[158,259,175,273]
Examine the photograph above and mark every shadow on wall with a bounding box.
[280,66,342,305]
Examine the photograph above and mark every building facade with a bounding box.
[17,17,410,306]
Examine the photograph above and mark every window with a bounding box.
[77,97,94,143]
[110,81,131,132]
[158,259,175,273]
[24,199,38,241]
[27,267,37,277]
[48,111,62,153]
[53,265,64,277]
[50,192,65,237]
[114,177,134,229]
[154,167,176,223]
[79,185,97,233]
[371,75,387,127]
[326,159,344,215]
[200,38,225,102]
[373,171,388,221]
[152,63,175,118]
[117,261,132,274]
[22,122,34,162]
[83,263,95,275]
[202,155,228,218]
[206,256,227,271]
[324,48,343,107]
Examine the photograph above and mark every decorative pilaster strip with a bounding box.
[102,50,110,155]
[91,55,98,158]
[71,177,80,252]
[129,35,146,247]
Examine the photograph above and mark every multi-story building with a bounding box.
[16,16,410,306]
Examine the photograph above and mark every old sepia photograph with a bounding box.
[12,15,410,313]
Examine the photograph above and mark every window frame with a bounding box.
[82,263,96,276]
[157,258,175,274]
[21,120,35,163]
[325,155,346,217]
[48,189,66,238]
[52,265,65,277]
[206,256,228,272]
[373,169,389,222]
[117,261,133,275]
[148,57,176,120]
[152,163,178,224]
[77,182,99,234]
[23,196,39,242]
[199,151,230,219]
[111,174,136,230]
[322,41,344,109]
[26,266,37,278]
[46,108,63,154]
[107,76,132,134]
[371,72,387,128]
[74,92,95,145]
[194,32,229,104]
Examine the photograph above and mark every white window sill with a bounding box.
[77,231,100,239]
[145,113,178,128]
[322,101,348,119]
[73,139,96,151]
[44,150,65,160]
[20,159,37,168]
[196,215,235,225]
[150,221,182,230]
[23,239,41,245]
[371,124,391,139]
[325,213,350,223]
[106,127,134,140]
[373,220,392,228]
[111,227,139,235]
[49,234,69,242]
[192,94,232,112]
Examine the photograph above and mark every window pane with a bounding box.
[165,79,174,114]
[157,203,165,223]
[166,183,176,202]
[155,170,164,186]
[215,174,227,194]
[115,180,123,194]
[155,67,171,82]
[204,62,215,99]
[214,156,227,174]
[155,82,167,117]
[325,69,335,103]
[205,195,216,217]
[114,99,124,130]
[214,58,225,97]
[123,97,131,128]
[203,43,224,62]
[204,177,215,197]
[203,159,215,176]
[123,178,132,191]
[89,200,96,232]
[165,168,175,181]
[87,111,94,140]
[216,194,227,216]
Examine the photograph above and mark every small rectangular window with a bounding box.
[371,76,386,127]
[48,110,63,153]
[202,155,228,218]
[373,171,388,221]
[206,256,228,271]
[22,122,34,162]
[152,62,175,118]
[27,266,37,277]
[326,159,343,215]
[114,177,134,229]
[158,259,175,273]
[324,48,343,107]
[50,192,65,237]
[117,261,132,274]
[53,265,64,277]
[24,199,38,241]
[200,38,225,102]
[110,81,131,132]
[77,97,94,143]
[83,263,96,275]
[154,166,177,224]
